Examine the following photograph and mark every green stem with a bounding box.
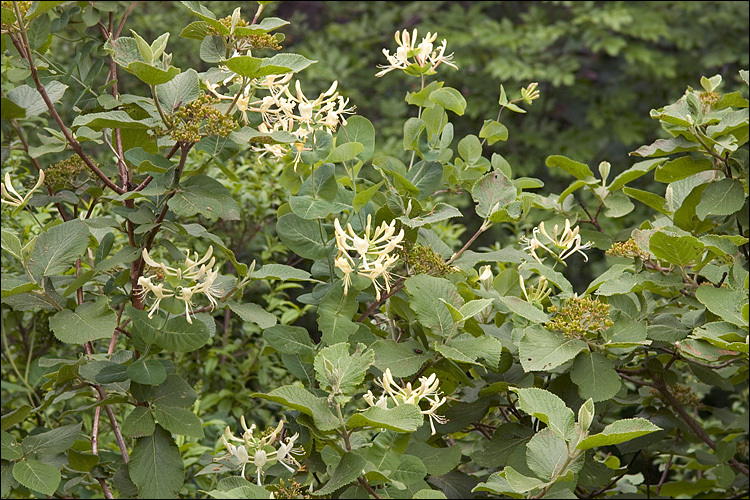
[150,84,172,128]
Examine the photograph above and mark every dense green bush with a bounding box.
[1,2,748,499]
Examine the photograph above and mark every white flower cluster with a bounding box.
[375,28,458,78]
[137,246,223,323]
[333,214,404,300]
[520,220,593,266]
[219,418,303,485]
[207,71,354,170]
[363,368,448,435]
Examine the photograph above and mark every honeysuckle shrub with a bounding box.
[1,2,748,499]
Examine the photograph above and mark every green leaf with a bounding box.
[371,339,429,378]
[1,277,41,299]
[156,68,200,112]
[276,213,328,260]
[227,301,277,329]
[649,231,704,267]
[1,405,31,431]
[472,171,517,218]
[12,459,60,496]
[263,325,315,355]
[338,116,375,162]
[622,187,669,215]
[630,136,701,157]
[404,275,462,338]
[347,404,424,433]
[406,442,462,477]
[2,431,22,461]
[29,218,90,277]
[576,418,661,450]
[127,61,181,85]
[156,315,211,352]
[153,407,204,438]
[153,374,198,408]
[7,81,67,117]
[479,120,509,145]
[49,297,117,344]
[318,309,359,345]
[127,359,167,386]
[315,452,367,496]
[504,466,546,493]
[254,386,340,431]
[407,160,443,200]
[314,343,374,397]
[497,296,549,323]
[429,87,466,115]
[443,334,504,369]
[654,156,714,182]
[123,407,156,438]
[327,142,364,164]
[696,286,747,327]
[607,159,664,191]
[546,155,594,180]
[262,53,316,73]
[570,352,621,402]
[72,110,156,131]
[526,428,572,481]
[129,425,185,498]
[21,423,81,458]
[179,20,211,40]
[168,175,240,221]
[519,326,586,372]
[1,97,26,119]
[353,181,384,213]
[512,388,576,442]
[695,179,745,219]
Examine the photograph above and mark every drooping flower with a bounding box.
[138,246,222,323]
[363,368,449,435]
[333,215,404,300]
[1,170,45,212]
[520,220,593,266]
[376,28,457,78]
[217,418,303,485]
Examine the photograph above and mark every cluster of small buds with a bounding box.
[363,368,449,435]
[606,238,649,260]
[44,155,88,190]
[273,479,311,499]
[168,93,237,143]
[215,14,282,52]
[657,383,702,407]
[521,82,541,105]
[1,169,44,210]
[375,28,458,78]
[137,246,224,323]
[333,214,404,300]
[402,244,455,277]
[699,90,720,112]
[1,1,31,33]
[546,296,613,340]
[520,220,593,266]
[217,418,303,485]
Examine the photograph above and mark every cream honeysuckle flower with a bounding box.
[333,215,404,299]
[518,272,552,306]
[376,28,457,78]
[520,220,592,265]
[138,246,222,323]
[365,368,449,435]
[1,170,45,210]
[136,276,174,318]
[218,420,303,484]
